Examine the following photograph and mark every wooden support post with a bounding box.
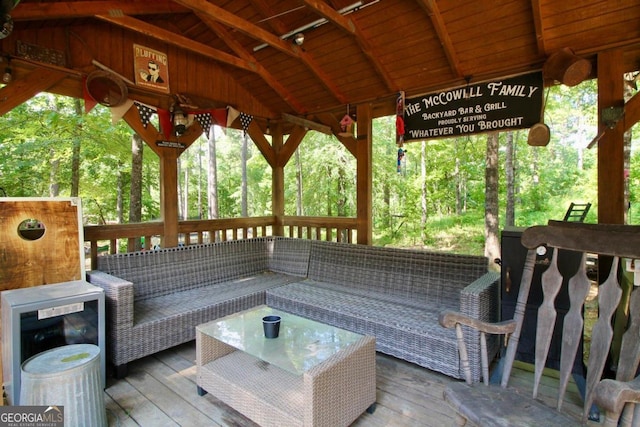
[356,103,373,245]
[271,122,285,236]
[123,104,200,248]
[160,149,179,248]
[597,50,625,224]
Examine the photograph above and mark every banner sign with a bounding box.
[403,72,543,141]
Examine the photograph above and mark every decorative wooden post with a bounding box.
[597,50,625,225]
[356,103,373,245]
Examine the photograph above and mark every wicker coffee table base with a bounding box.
[196,326,376,427]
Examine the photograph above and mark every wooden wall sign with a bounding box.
[0,198,85,291]
[133,44,170,93]
[403,72,543,141]
[15,40,65,67]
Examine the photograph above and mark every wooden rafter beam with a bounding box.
[0,69,67,116]
[196,13,307,113]
[282,113,332,135]
[416,0,464,79]
[301,0,397,92]
[315,112,357,157]
[246,120,276,167]
[12,1,189,20]
[624,91,640,132]
[248,0,289,35]
[530,0,546,54]
[173,0,347,104]
[95,15,256,73]
[278,126,308,167]
[173,0,301,58]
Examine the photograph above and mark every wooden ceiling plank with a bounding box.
[301,0,397,92]
[196,13,308,113]
[175,0,347,104]
[531,0,546,54]
[0,69,67,116]
[12,1,189,20]
[416,0,465,79]
[95,15,256,72]
[173,0,301,57]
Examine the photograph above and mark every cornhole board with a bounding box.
[0,197,85,292]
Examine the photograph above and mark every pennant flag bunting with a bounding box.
[110,99,135,125]
[157,108,172,139]
[226,106,240,128]
[212,108,227,127]
[195,113,212,135]
[135,101,156,128]
[239,112,253,133]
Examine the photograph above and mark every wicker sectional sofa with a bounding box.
[88,237,499,382]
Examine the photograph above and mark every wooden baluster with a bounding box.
[585,257,622,422]
[557,253,590,410]
[501,249,537,388]
[533,248,563,398]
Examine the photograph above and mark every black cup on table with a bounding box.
[262,315,281,338]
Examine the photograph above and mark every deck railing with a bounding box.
[83,216,358,269]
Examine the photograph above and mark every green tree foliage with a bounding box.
[2,80,639,255]
[0,94,159,223]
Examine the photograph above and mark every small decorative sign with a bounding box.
[156,141,185,149]
[134,44,169,93]
[16,40,65,67]
[403,72,543,140]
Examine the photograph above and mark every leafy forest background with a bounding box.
[1,79,639,257]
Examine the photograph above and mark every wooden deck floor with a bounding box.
[103,342,602,427]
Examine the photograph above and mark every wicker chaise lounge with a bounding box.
[89,237,498,382]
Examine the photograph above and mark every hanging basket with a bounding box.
[86,70,128,107]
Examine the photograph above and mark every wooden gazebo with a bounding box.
[1,0,640,257]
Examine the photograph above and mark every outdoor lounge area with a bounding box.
[2,1,640,426]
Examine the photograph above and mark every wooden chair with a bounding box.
[439,221,640,426]
[563,202,592,222]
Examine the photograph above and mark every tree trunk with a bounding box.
[128,134,143,252]
[70,98,82,197]
[116,165,124,224]
[421,140,427,243]
[505,131,515,226]
[624,74,634,223]
[455,156,462,215]
[241,132,248,217]
[485,132,500,269]
[207,127,220,241]
[182,157,189,220]
[49,148,59,197]
[295,148,304,216]
[197,138,203,220]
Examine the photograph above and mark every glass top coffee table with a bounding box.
[197,305,363,375]
[196,305,376,427]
